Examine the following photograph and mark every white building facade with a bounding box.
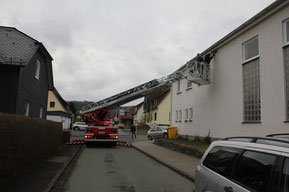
[171,1,289,139]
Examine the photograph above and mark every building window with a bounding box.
[177,80,181,93]
[284,46,289,120]
[179,110,182,122]
[24,100,30,116]
[243,59,261,122]
[154,112,157,121]
[176,111,178,122]
[189,108,193,121]
[243,37,259,62]
[35,60,41,80]
[187,81,192,89]
[283,19,289,46]
[185,109,189,121]
[39,106,43,118]
[50,101,55,108]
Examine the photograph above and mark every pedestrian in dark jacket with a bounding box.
[131,124,137,139]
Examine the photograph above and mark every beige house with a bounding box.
[171,0,289,139]
[46,88,73,129]
[144,90,171,126]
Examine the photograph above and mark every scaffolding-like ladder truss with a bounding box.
[80,73,181,114]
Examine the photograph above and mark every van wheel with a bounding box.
[163,133,168,138]
[148,135,153,140]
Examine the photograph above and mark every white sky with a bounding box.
[0,0,275,105]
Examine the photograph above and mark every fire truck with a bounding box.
[81,77,174,147]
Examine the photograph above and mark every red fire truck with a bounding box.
[81,78,174,147]
[83,108,119,147]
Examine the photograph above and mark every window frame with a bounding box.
[284,45,289,121]
[283,18,289,46]
[176,111,178,122]
[242,58,261,123]
[35,59,41,80]
[185,109,189,122]
[189,108,193,121]
[50,101,55,108]
[243,36,259,63]
[179,110,182,122]
[154,112,157,121]
[187,80,192,90]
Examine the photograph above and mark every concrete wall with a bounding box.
[171,5,289,138]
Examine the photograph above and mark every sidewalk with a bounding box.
[132,140,200,181]
[4,144,81,192]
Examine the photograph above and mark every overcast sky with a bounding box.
[1,0,275,105]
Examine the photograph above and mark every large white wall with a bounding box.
[171,4,289,138]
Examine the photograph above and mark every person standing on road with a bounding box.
[130,124,137,139]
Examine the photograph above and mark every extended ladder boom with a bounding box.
[80,74,180,114]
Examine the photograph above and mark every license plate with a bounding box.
[98,132,106,134]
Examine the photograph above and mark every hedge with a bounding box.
[0,113,63,179]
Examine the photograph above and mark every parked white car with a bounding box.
[147,122,168,140]
[195,134,289,192]
[72,122,87,131]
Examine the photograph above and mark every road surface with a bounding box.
[60,129,195,192]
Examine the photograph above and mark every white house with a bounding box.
[171,0,289,139]
[133,102,144,124]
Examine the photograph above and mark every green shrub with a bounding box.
[0,113,62,178]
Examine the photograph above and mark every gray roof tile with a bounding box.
[0,26,39,66]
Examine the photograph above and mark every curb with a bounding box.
[132,145,195,182]
[42,144,83,192]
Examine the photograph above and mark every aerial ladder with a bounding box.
[80,72,184,126]
[80,50,216,125]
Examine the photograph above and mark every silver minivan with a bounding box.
[195,135,289,192]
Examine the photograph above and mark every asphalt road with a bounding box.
[61,129,194,192]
